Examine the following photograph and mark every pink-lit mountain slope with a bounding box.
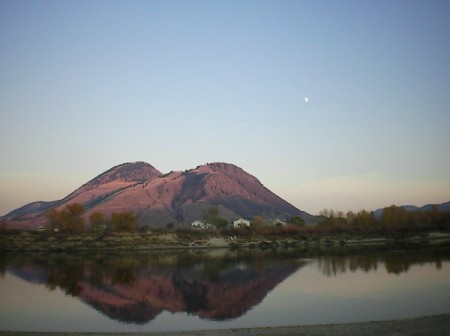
[60,161,161,208]
[1,162,161,228]
[85,162,315,227]
[2,162,316,228]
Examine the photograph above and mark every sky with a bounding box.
[1,0,449,216]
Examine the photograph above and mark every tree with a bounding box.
[202,206,228,229]
[430,205,442,226]
[46,203,85,233]
[251,216,265,233]
[352,210,376,229]
[111,211,138,232]
[288,216,305,227]
[203,206,219,222]
[60,203,85,233]
[89,211,105,231]
[46,208,62,231]
[382,205,408,229]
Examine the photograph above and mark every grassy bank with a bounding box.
[1,227,450,252]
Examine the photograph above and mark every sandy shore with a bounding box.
[1,314,449,336]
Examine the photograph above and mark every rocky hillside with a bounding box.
[2,162,316,228]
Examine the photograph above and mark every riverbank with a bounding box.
[1,229,450,252]
[1,314,449,336]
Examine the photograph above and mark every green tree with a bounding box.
[202,206,228,229]
[203,206,219,222]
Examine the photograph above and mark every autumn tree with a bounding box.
[318,208,347,227]
[110,211,138,232]
[46,208,63,231]
[430,205,442,226]
[251,216,265,233]
[382,205,408,229]
[89,211,105,231]
[288,216,306,227]
[60,203,85,233]
[46,203,85,233]
[350,210,377,229]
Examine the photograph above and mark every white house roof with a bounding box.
[233,218,251,227]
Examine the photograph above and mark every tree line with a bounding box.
[46,203,138,233]
[44,203,449,236]
[317,205,450,233]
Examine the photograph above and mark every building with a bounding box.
[233,218,251,228]
[191,220,215,230]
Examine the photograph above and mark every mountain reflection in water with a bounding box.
[5,250,302,324]
[3,244,450,326]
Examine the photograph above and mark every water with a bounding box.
[1,244,450,332]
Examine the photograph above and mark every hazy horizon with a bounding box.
[1,0,449,216]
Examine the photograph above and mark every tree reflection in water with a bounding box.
[317,245,450,276]
[4,249,302,323]
[3,244,450,324]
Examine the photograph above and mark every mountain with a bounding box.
[1,162,316,228]
[59,161,161,208]
[1,162,161,228]
[373,201,450,219]
[0,201,58,222]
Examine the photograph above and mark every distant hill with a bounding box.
[373,201,450,219]
[0,201,58,222]
[1,162,317,228]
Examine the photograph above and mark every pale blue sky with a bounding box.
[1,0,449,216]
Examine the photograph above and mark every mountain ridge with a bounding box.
[1,161,317,228]
[373,201,450,219]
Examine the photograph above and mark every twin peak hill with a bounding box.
[2,162,316,228]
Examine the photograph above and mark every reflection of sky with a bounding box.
[1,260,450,332]
[254,261,450,326]
[0,273,114,332]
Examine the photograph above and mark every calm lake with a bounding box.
[1,243,450,333]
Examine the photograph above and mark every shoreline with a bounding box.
[1,314,449,336]
[1,231,450,252]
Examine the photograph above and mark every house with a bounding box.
[233,218,251,228]
[191,220,215,230]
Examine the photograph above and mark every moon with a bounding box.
[304,96,309,103]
